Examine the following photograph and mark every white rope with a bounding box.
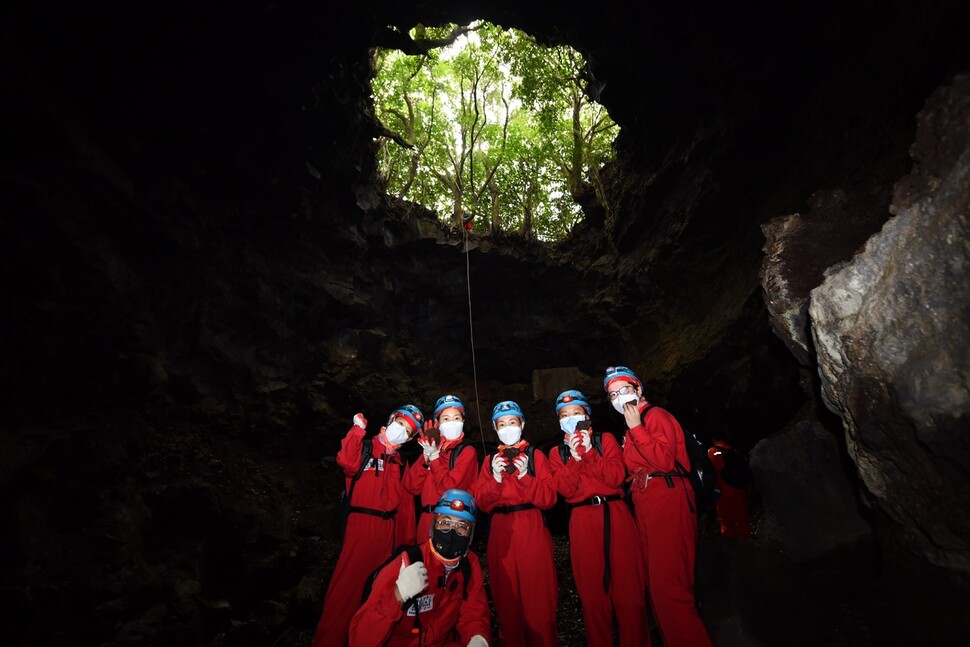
[463,225,487,455]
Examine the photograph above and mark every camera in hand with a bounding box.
[501,446,521,473]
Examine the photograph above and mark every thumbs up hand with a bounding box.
[395,556,428,602]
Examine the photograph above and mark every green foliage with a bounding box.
[372,21,618,241]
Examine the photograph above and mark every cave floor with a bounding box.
[6,416,964,646]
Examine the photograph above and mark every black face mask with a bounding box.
[431,526,473,560]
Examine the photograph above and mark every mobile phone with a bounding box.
[423,426,440,444]
[501,446,521,473]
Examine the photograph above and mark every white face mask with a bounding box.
[559,414,587,435]
[496,425,522,446]
[611,392,639,414]
[439,420,464,440]
[385,421,409,445]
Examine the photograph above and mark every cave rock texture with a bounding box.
[809,74,970,574]
[3,1,970,645]
[750,406,872,563]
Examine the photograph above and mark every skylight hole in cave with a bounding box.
[370,19,619,242]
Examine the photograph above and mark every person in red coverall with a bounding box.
[546,390,649,647]
[604,366,712,647]
[472,400,558,647]
[707,440,752,538]
[312,404,424,647]
[405,394,480,541]
[349,489,491,647]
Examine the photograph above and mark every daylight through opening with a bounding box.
[371,21,619,242]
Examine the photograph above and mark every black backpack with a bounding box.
[449,443,478,470]
[641,405,718,514]
[718,446,752,489]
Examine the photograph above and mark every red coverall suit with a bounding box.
[473,443,558,647]
[623,402,712,647]
[312,425,415,647]
[548,432,649,647]
[404,441,479,541]
[707,444,751,538]
[348,541,492,647]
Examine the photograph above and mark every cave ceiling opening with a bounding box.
[349,9,814,447]
[370,19,619,242]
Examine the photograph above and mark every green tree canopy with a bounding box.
[372,21,618,241]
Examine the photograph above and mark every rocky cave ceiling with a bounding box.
[3,1,969,644]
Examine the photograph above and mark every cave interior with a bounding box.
[3,1,970,645]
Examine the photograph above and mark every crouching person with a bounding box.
[350,489,491,647]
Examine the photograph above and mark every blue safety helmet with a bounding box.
[390,404,424,433]
[491,400,524,427]
[433,488,477,523]
[603,365,641,391]
[556,390,591,415]
[434,394,465,420]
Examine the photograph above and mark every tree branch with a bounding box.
[374,24,479,56]
[375,124,414,149]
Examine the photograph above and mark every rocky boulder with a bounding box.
[750,406,872,562]
[761,185,896,369]
[809,73,970,574]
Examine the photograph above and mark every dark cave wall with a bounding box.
[3,1,970,644]
[5,1,967,428]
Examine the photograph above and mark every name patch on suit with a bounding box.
[406,594,435,615]
[364,458,386,472]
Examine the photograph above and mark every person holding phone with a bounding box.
[605,366,712,647]
[547,389,649,646]
[472,400,558,647]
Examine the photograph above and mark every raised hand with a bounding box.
[422,418,440,444]
[395,556,428,602]
[622,401,641,430]
[569,434,584,461]
[418,438,440,463]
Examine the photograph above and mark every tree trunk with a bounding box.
[397,152,419,199]
[569,96,584,196]
[451,193,464,228]
[489,179,501,233]
[520,204,533,240]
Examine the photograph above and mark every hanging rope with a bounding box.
[463,225,487,455]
